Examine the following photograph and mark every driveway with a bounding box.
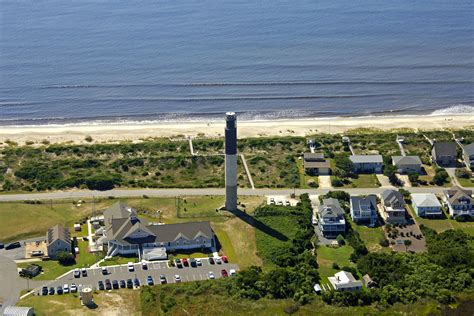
[0,254,43,312]
[318,176,332,189]
[445,168,460,186]
[376,174,393,188]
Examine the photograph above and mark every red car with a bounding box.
[181,258,189,266]
[221,269,228,277]
[221,256,228,263]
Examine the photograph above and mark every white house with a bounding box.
[350,155,383,173]
[328,271,363,291]
[411,193,442,217]
[443,186,474,218]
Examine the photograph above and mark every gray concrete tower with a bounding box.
[225,112,238,211]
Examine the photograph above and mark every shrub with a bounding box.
[56,251,75,265]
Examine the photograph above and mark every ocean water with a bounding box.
[0,0,473,125]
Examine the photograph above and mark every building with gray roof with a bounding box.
[349,155,383,173]
[303,153,330,175]
[411,193,442,217]
[443,186,474,218]
[103,202,215,257]
[318,198,346,238]
[46,224,71,259]
[432,142,457,166]
[463,143,474,170]
[392,156,422,174]
[350,195,378,226]
[380,189,406,224]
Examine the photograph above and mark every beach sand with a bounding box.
[0,114,472,145]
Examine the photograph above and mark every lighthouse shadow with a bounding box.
[226,208,289,242]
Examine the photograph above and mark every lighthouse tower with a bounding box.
[225,112,238,211]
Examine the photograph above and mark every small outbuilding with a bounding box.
[3,306,35,316]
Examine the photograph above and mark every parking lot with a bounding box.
[33,258,239,295]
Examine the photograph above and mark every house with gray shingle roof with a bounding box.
[318,198,346,238]
[411,193,442,217]
[103,202,215,257]
[303,153,331,175]
[349,155,383,173]
[350,195,378,226]
[380,189,406,224]
[443,186,474,218]
[432,142,457,166]
[463,143,474,170]
[46,224,71,259]
[392,156,422,174]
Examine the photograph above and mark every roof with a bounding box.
[304,160,330,169]
[464,143,474,156]
[392,155,422,166]
[381,189,405,206]
[411,194,441,208]
[328,271,363,289]
[444,186,473,206]
[319,198,345,218]
[304,153,325,160]
[3,306,34,316]
[433,142,457,157]
[47,224,71,246]
[350,195,377,212]
[350,155,383,164]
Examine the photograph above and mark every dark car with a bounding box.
[175,259,183,268]
[120,280,126,288]
[112,280,119,289]
[105,279,112,290]
[0,242,4,249]
[221,269,228,277]
[49,287,55,295]
[5,242,21,250]
[42,286,48,295]
[57,286,63,295]
[127,279,133,289]
[159,274,167,284]
[209,257,215,265]
[146,276,154,286]
[141,262,148,270]
[98,281,105,290]
[74,269,81,278]
[190,259,197,267]
[81,268,87,277]
[134,278,140,287]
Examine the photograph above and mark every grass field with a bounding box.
[348,220,386,252]
[18,241,101,280]
[100,255,139,267]
[297,159,319,189]
[316,245,355,283]
[458,177,474,187]
[346,174,380,188]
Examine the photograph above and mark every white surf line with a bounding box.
[240,154,255,190]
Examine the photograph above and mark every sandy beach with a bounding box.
[0,114,472,145]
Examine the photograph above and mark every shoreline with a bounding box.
[0,114,472,145]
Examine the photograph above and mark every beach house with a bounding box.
[349,155,383,173]
[411,193,442,217]
[318,198,346,238]
[303,153,331,175]
[392,156,422,174]
[380,189,406,224]
[443,186,474,218]
[432,142,457,166]
[328,271,363,291]
[46,224,71,259]
[463,143,474,170]
[350,195,378,226]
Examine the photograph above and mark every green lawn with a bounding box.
[458,177,474,187]
[297,159,319,189]
[333,174,380,188]
[19,241,102,280]
[316,245,355,282]
[99,256,139,267]
[348,219,386,252]
[177,195,226,218]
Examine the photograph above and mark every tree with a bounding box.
[433,169,449,186]
[336,234,345,245]
[403,239,412,252]
[334,154,354,178]
[408,172,419,185]
[56,251,75,265]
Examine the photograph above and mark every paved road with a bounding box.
[0,187,454,202]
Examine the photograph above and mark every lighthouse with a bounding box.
[225,112,238,211]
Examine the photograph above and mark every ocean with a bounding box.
[0,0,473,125]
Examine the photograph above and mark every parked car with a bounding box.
[229,269,237,276]
[102,267,108,275]
[221,269,228,277]
[134,278,140,287]
[285,201,291,206]
[112,280,119,289]
[31,250,44,257]
[81,268,87,277]
[70,283,78,293]
[57,286,63,295]
[105,279,112,290]
[49,287,55,295]
[120,280,126,288]
[141,262,148,270]
[196,259,202,266]
[313,284,322,294]
[209,257,215,265]
[181,258,189,267]
[159,274,167,284]
[63,284,69,294]
[0,242,4,249]
[215,257,222,264]
[128,262,135,272]
[175,259,183,268]
[41,286,48,296]
[126,279,133,289]
[147,276,154,286]
[74,269,81,278]
[98,281,105,290]
[190,258,197,267]
[208,271,215,279]
[5,242,21,250]
[175,275,181,282]
[221,256,228,263]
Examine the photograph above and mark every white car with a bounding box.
[196,259,202,266]
[229,269,237,276]
[70,283,78,293]
[128,262,134,272]
[208,271,215,279]
[215,257,222,264]
[175,275,181,282]
[63,284,69,294]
